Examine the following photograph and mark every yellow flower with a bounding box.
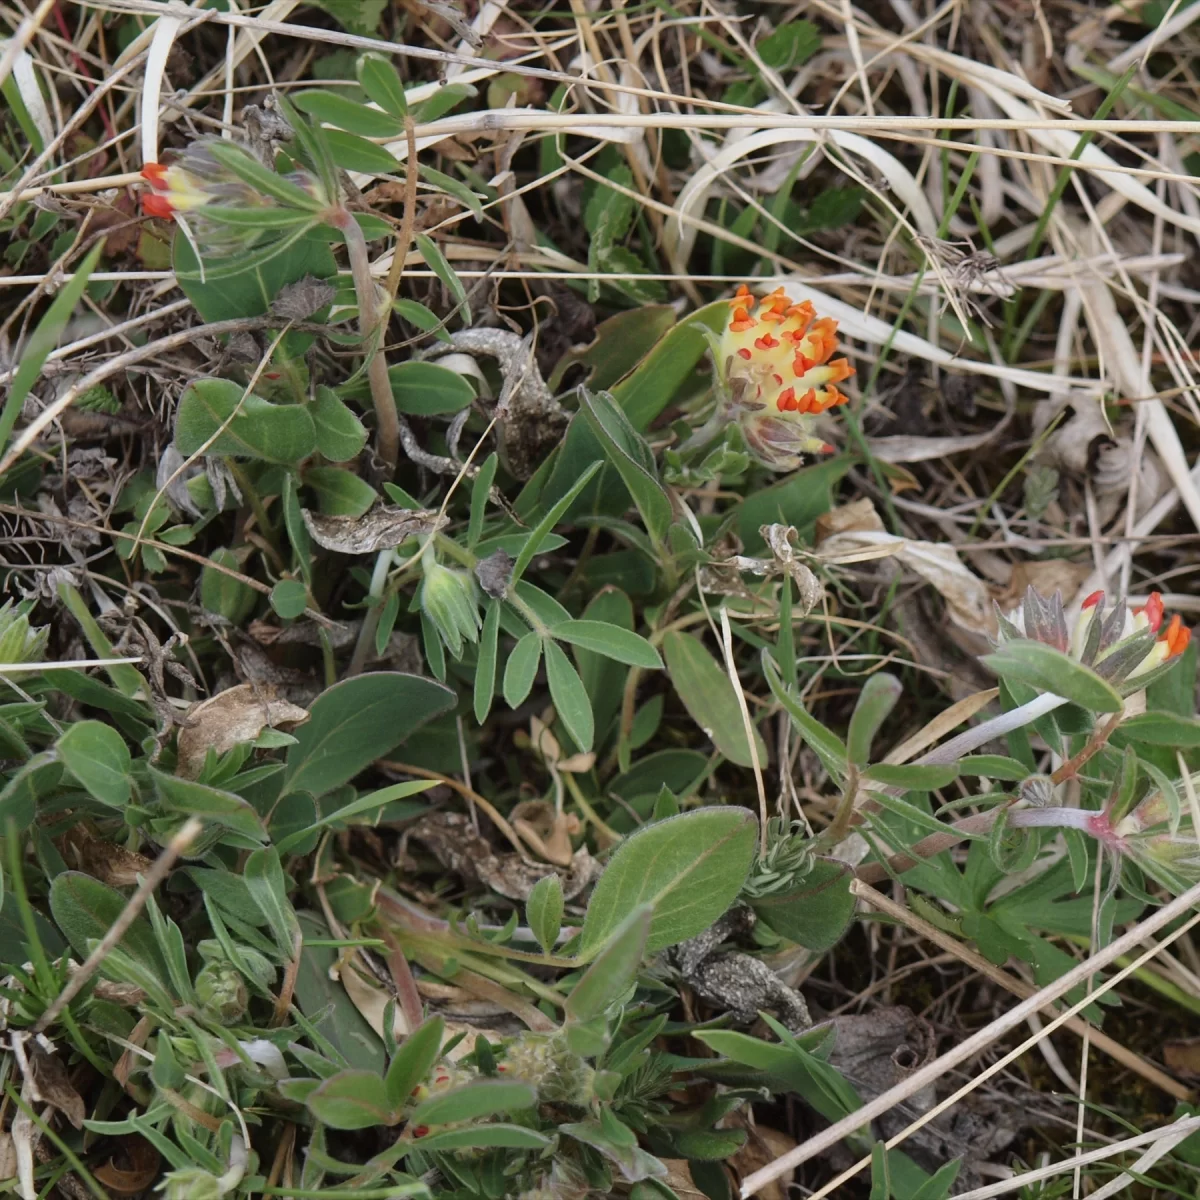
[716,286,854,469]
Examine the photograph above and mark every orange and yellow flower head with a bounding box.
[716,285,854,470]
[999,585,1190,695]
[140,137,320,256]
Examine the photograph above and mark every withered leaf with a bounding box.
[176,683,309,779]
[271,274,336,323]
[93,1135,161,1196]
[25,1041,86,1129]
[58,826,153,887]
[406,811,598,900]
[302,505,447,554]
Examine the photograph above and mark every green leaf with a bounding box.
[356,53,408,119]
[175,226,336,323]
[312,386,367,462]
[909,1158,962,1200]
[862,763,959,790]
[57,582,146,697]
[956,755,1031,780]
[545,640,594,752]
[151,769,268,841]
[322,128,402,174]
[151,1033,186,1091]
[748,858,855,952]
[271,579,309,619]
[307,1070,395,1130]
[277,781,431,854]
[512,461,603,583]
[305,466,377,516]
[757,20,822,68]
[282,472,313,588]
[244,846,301,952]
[385,1015,445,1110]
[525,875,564,955]
[49,872,168,982]
[847,674,901,766]
[176,378,316,465]
[562,1116,667,1183]
[762,651,848,780]
[566,905,651,1022]
[189,206,314,231]
[1115,711,1200,747]
[474,600,501,724]
[205,140,326,209]
[201,547,256,623]
[695,1029,860,1123]
[415,233,469,323]
[419,164,485,221]
[612,300,726,430]
[282,672,455,797]
[56,720,130,808]
[662,631,766,769]
[409,1079,536,1126]
[737,457,853,554]
[0,754,59,831]
[294,89,405,138]
[983,640,1122,714]
[551,620,662,669]
[389,361,475,415]
[468,453,498,549]
[670,1129,747,1161]
[555,306,677,393]
[869,1143,890,1200]
[304,0,388,34]
[416,1126,552,1152]
[579,390,673,546]
[579,808,757,959]
[0,242,102,451]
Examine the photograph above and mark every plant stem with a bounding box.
[337,210,399,470]
[348,548,394,677]
[856,701,1124,882]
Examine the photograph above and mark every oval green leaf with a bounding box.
[57,720,130,808]
[544,640,594,752]
[176,378,316,465]
[552,619,662,669]
[282,672,455,798]
[663,631,766,768]
[982,640,1123,714]
[579,807,757,959]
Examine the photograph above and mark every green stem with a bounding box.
[337,210,398,470]
[348,548,394,677]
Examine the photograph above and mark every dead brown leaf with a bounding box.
[660,1160,710,1200]
[725,1117,796,1200]
[24,1040,86,1129]
[337,959,409,1041]
[93,1136,161,1195]
[814,497,883,542]
[302,505,447,554]
[1164,1038,1200,1077]
[57,826,153,887]
[816,501,993,636]
[510,798,579,867]
[176,683,309,779]
[996,560,1093,612]
[405,811,598,900]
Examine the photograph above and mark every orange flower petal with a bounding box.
[142,193,175,219]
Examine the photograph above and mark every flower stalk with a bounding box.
[332,207,400,471]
